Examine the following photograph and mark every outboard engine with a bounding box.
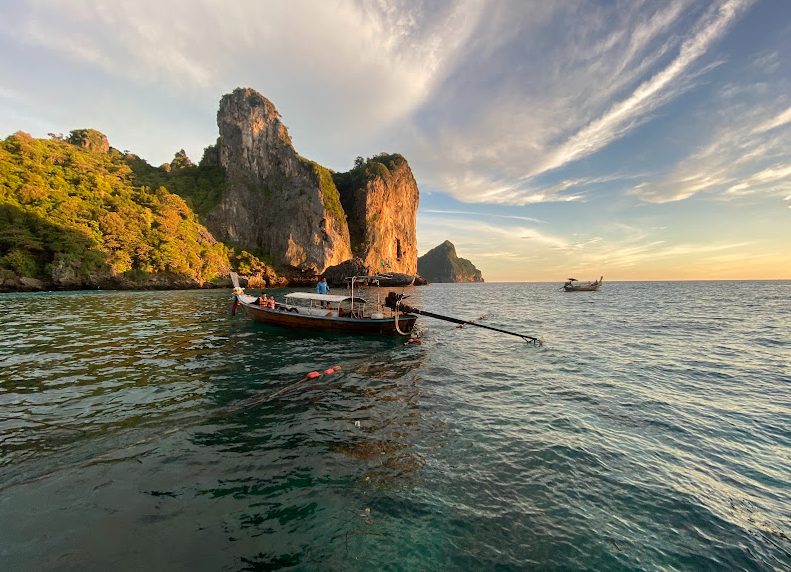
[384,291,407,310]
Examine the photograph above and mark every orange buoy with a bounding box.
[324,368,335,375]
[330,365,342,371]
[306,371,321,380]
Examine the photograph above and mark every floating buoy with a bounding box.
[330,365,342,371]
[306,371,321,380]
[324,368,335,375]
[404,338,422,345]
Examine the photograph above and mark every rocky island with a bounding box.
[0,87,423,291]
[417,240,484,283]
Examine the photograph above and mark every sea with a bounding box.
[0,282,789,571]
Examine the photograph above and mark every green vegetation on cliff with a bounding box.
[128,151,226,218]
[0,130,232,288]
[333,153,406,194]
[298,158,346,224]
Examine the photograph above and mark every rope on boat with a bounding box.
[393,300,411,336]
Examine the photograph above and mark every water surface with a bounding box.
[1,282,789,570]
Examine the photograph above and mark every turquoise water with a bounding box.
[1,282,789,570]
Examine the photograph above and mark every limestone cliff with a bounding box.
[417,240,484,283]
[205,88,351,273]
[333,154,418,275]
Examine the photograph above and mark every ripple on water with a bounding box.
[0,283,789,570]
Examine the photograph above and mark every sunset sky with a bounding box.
[1,0,789,280]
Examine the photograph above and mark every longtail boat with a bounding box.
[230,273,542,343]
[231,273,417,336]
[562,276,603,292]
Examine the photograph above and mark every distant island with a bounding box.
[0,88,423,291]
[418,240,484,283]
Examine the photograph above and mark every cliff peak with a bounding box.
[67,129,110,154]
[198,87,420,278]
[418,240,484,283]
[205,88,351,272]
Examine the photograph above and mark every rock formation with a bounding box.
[417,240,484,283]
[67,129,110,153]
[202,88,421,281]
[322,257,368,286]
[333,154,419,276]
[205,88,352,273]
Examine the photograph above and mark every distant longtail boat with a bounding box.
[562,276,603,292]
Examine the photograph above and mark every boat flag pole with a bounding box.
[385,292,542,345]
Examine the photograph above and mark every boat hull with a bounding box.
[240,301,417,335]
[563,284,601,292]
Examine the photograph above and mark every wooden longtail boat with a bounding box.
[231,274,417,335]
[562,276,603,292]
[230,274,541,343]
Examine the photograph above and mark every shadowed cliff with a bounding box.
[417,240,484,283]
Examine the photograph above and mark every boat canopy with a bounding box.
[284,292,368,303]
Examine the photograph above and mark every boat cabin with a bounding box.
[281,292,376,319]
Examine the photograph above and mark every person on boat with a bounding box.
[267,297,276,309]
[316,277,330,295]
[258,294,268,306]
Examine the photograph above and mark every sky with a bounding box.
[1,0,789,281]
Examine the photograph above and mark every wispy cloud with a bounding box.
[422,209,545,224]
[432,172,645,206]
[418,213,568,251]
[532,0,752,178]
[0,0,483,164]
[632,97,791,203]
[393,0,756,205]
[752,105,791,134]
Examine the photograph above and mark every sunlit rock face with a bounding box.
[204,88,421,278]
[206,88,351,273]
[418,240,484,283]
[334,154,419,276]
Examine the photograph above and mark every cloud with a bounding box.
[386,0,756,204]
[632,98,791,203]
[0,0,768,207]
[532,0,752,178]
[430,171,644,206]
[418,212,568,252]
[0,0,483,164]
[752,105,791,134]
[422,209,545,224]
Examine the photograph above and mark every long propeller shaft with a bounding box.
[385,293,541,344]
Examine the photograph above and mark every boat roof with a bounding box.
[284,292,368,303]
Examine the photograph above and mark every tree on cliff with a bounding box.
[0,131,232,288]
